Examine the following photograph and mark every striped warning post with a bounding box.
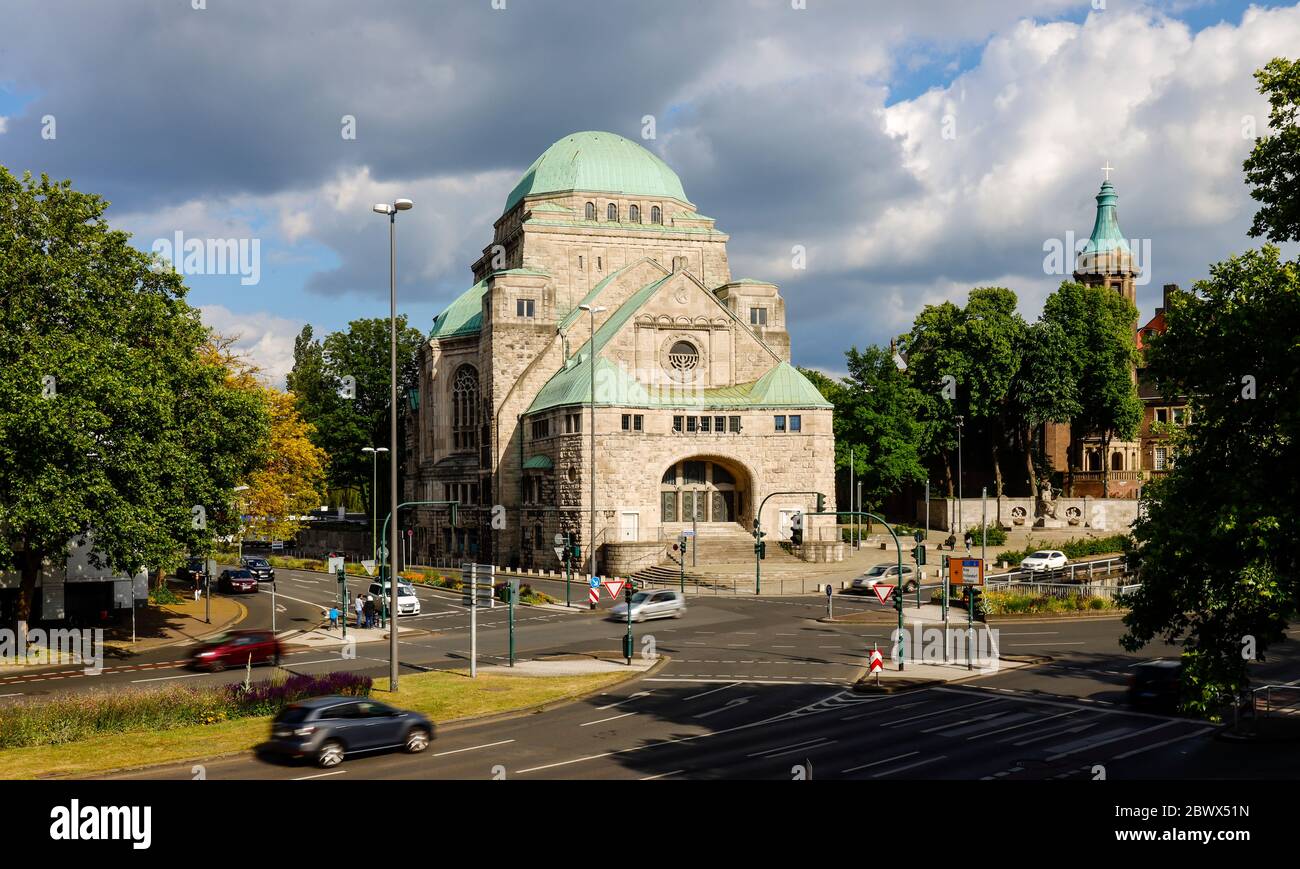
[588,586,599,606]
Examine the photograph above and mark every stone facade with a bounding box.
[404,132,836,573]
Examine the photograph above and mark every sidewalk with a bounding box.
[102,593,246,653]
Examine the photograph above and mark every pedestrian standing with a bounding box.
[355,593,365,628]
[364,596,375,629]
[328,606,339,630]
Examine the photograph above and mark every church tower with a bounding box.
[1074,175,1138,308]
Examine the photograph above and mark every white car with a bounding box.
[609,589,686,622]
[851,563,919,594]
[1019,550,1067,572]
[368,581,422,616]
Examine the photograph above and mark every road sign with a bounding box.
[869,647,884,673]
[947,557,984,586]
[588,586,599,606]
[603,578,626,600]
[553,546,567,562]
[554,533,565,546]
[873,583,895,604]
[589,575,602,589]
[825,584,833,597]
[328,556,344,575]
[361,559,376,576]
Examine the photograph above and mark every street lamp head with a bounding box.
[362,447,375,454]
[394,199,414,211]
[376,447,389,453]
[372,203,393,215]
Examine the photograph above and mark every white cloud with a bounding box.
[198,304,305,389]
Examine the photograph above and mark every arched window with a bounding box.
[452,365,479,451]
[1111,451,1124,471]
[607,203,618,222]
[629,205,640,223]
[651,206,662,224]
[585,202,596,220]
[668,340,699,378]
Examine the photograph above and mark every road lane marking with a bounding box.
[131,672,210,683]
[292,770,347,780]
[871,754,947,778]
[640,770,684,780]
[683,682,741,701]
[432,739,515,757]
[879,698,1001,727]
[747,737,832,758]
[1011,721,1098,746]
[841,751,918,774]
[972,709,1077,740]
[579,711,638,727]
[595,691,652,710]
[1046,720,1179,761]
[1111,726,1215,759]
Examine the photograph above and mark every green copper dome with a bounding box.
[503,131,690,214]
[1080,180,1131,256]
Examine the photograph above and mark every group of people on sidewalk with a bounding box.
[323,594,381,631]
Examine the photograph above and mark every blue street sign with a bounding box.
[589,575,602,589]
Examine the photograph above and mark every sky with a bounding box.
[1,0,1296,385]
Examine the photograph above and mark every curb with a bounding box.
[850,653,1054,695]
[103,598,248,654]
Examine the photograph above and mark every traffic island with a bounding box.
[851,655,1044,695]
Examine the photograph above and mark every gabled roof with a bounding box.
[527,272,830,415]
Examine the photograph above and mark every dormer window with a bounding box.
[629,205,640,223]
[585,202,596,220]
[651,206,662,224]
[607,203,618,221]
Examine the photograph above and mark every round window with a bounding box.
[668,341,699,377]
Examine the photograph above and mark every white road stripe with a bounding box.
[1111,726,1215,759]
[579,711,638,727]
[1046,720,1179,761]
[683,682,740,701]
[871,754,947,778]
[432,739,515,757]
[292,770,347,780]
[841,750,918,774]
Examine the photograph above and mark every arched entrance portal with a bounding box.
[659,457,750,528]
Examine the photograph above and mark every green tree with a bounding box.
[1122,246,1299,716]
[957,287,1026,497]
[1008,319,1081,490]
[802,346,926,512]
[1243,57,1300,243]
[0,169,270,628]
[900,302,967,496]
[287,318,424,520]
[1041,281,1141,496]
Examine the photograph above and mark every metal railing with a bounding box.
[982,580,1136,601]
[984,556,1130,585]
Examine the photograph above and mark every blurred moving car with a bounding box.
[266,696,434,767]
[190,629,282,671]
[609,589,686,622]
[367,581,422,616]
[1128,659,1183,712]
[851,563,919,594]
[218,568,259,594]
[1020,550,1068,572]
[240,556,276,581]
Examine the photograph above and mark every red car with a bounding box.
[190,629,282,671]
[218,568,259,594]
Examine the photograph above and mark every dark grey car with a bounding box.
[265,696,434,768]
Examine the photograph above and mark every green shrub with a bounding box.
[980,590,1117,616]
[149,584,184,605]
[996,534,1131,565]
[967,525,1008,546]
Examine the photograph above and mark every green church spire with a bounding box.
[1080,178,1131,257]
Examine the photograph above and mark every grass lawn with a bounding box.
[0,669,628,780]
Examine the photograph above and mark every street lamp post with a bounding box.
[692,487,699,567]
[956,414,965,547]
[373,197,413,691]
[361,446,389,564]
[577,304,606,579]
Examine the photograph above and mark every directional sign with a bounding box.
[603,578,626,600]
[589,575,602,589]
[948,557,984,586]
[872,583,895,604]
[327,556,344,575]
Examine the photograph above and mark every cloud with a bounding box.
[198,304,305,390]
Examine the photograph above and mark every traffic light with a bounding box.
[755,540,767,559]
[571,542,581,562]
[336,566,345,584]
[894,582,904,614]
[913,544,926,565]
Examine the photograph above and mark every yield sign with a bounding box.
[872,583,895,604]
[603,578,626,600]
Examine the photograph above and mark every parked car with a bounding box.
[609,589,686,622]
[368,581,422,616]
[240,556,276,581]
[851,563,919,594]
[1020,550,1068,572]
[218,568,259,594]
[189,629,282,671]
[266,696,434,767]
[177,557,207,586]
[1128,659,1183,712]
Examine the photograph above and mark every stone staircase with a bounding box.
[631,523,811,588]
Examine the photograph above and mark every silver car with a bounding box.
[851,563,919,594]
[609,589,686,622]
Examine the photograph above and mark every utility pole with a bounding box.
[849,447,855,550]
[956,414,965,545]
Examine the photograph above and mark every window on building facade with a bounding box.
[1156,408,1169,424]
[452,365,479,451]
[789,415,801,432]
[516,298,535,317]
[714,415,725,432]
[585,202,596,220]
[629,204,640,223]
[531,417,550,440]
[673,415,683,432]
[565,412,582,434]
[651,205,662,224]
[597,256,602,270]
[774,415,786,432]
[607,203,617,221]
[699,416,711,433]
[686,416,698,433]
[578,255,583,269]
[1173,407,1187,426]
[1154,447,1168,471]
[668,340,699,377]
[621,413,644,432]
[683,461,706,484]
[750,307,768,326]
[729,416,741,433]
